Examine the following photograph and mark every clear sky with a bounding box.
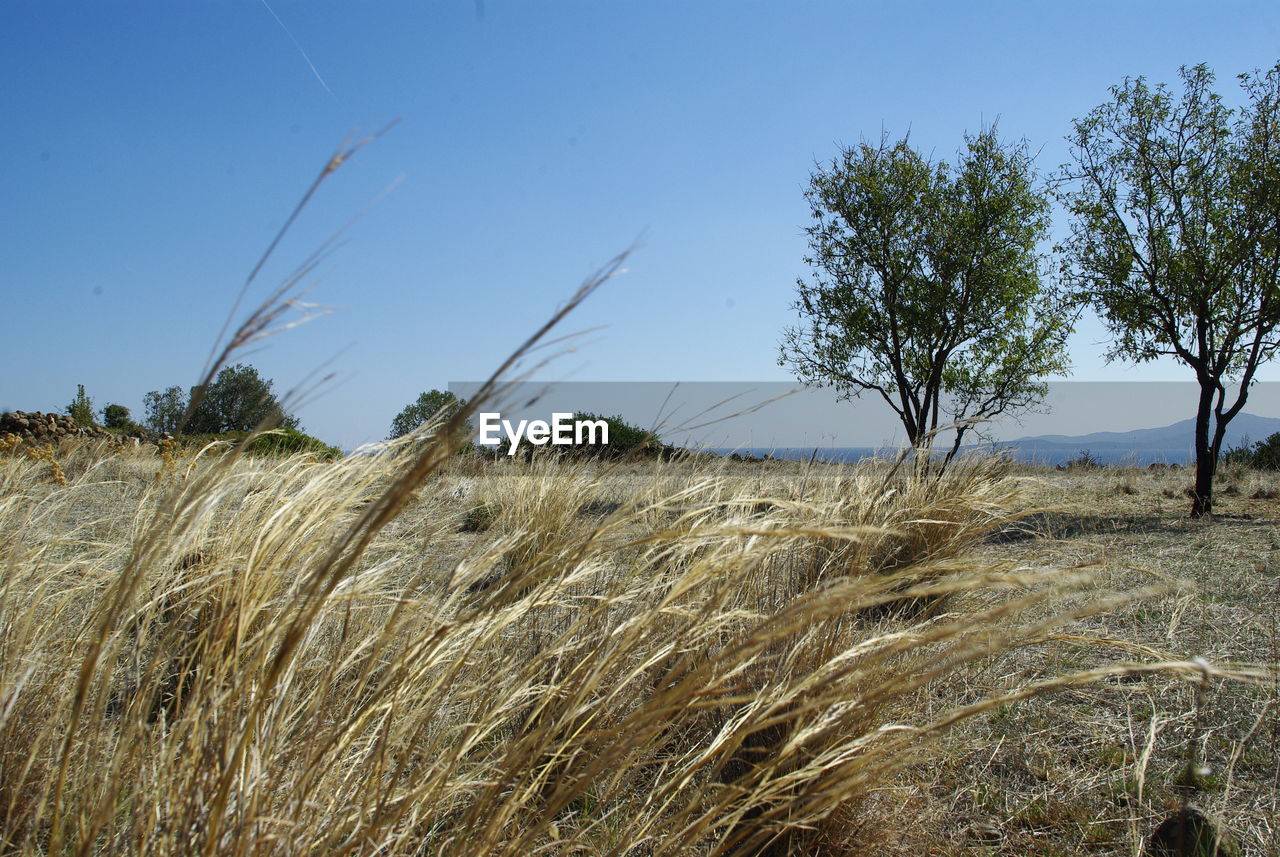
[3,1,1279,451]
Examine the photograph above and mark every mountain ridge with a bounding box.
[999,412,1280,452]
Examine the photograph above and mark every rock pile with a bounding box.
[1,411,117,446]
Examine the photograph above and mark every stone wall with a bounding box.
[1,411,118,446]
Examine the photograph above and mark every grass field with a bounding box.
[0,436,1275,856]
[863,462,1280,855]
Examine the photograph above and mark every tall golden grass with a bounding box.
[4,415,1261,856]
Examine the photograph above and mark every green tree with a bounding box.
[388,390,467,440]
[100,403,137,431]
[143,386,187,435]
[1057,63,1280,517]
[143,365,298,436]
[186,364,299,434]
[65,384,96,427]
[781,128,1071,463]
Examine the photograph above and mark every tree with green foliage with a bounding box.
[143,386,186,435]
[65,384,96,427]
[388,390,467,440]
[186,364,298,434]
[100,403,138,431]
[781,128,1072,463]
[1057,63,1280,517]
[142,364,299,436]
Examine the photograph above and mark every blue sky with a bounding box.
[3,1,1278,451]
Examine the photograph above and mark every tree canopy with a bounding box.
[388,389,467,440]
[1057,62,1280,516]
[781,128,1071,461]
[187,364,298,434]
[65,384,95,427]
[142,386,186,435]
[142,364,299,436]
[100,403,138,431]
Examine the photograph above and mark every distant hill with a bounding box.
[997,412,1280,457]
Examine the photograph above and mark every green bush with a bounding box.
[244,427,342,459]
[571,412,652,456]
[568,411,675,460]
[482,412,674,460]
[179,427,342,460]
[1223,432,1280,470]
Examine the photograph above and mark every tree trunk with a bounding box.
[898,401,928,464]
[1190,383,1216,518]
[938,424,968,473]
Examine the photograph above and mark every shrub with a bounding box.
[1223,432,1280,470]
[568,412,662,459]
[1065,448,1100,470]
[179,427,342,460]
[243,427,342,459]
[483,412,662,460]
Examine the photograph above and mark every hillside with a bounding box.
[998,412,1280,454]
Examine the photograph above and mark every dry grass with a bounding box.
[2,429,1274,856]
[854,462,1280,856]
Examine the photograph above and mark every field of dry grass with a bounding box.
[860,462,1280,856]
[2,432,1275,857]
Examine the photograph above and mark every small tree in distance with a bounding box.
[100,404,138,431]
[781,128,1072,465]
[1057,62,1280,517]
[143,386,186,435]
[388,390,467,440]
[187,364,298,434]
[142,364,300,436]
[65,384,96,427]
